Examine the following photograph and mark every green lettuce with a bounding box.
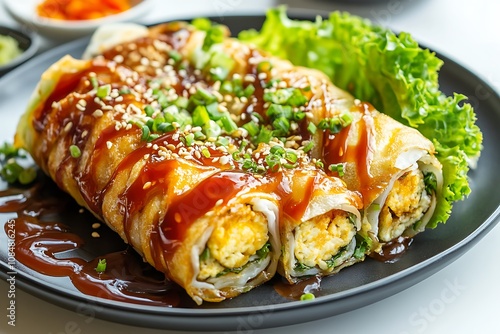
[239,7,483,227]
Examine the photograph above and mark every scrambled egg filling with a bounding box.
[294,211,356,271]
[378,169,431,242]
[197,204,269,281]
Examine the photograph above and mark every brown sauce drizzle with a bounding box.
[1,177,182,306]
[274,276,322,300]
[369,236,414,263]
[323,102,385,206]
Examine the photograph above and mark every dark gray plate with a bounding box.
[0,13,499,332]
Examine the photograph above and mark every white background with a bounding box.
[1,0,499,333]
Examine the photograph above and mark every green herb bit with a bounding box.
[328,163,345,176]
[89,77,99,90]
[96,84,111,99]
[168,50,182,63]
[303,141,315,153]
[220,115,238,133]
[220,81,233,94]
[144,105,155,117]
[69,145,81,158]
[18,167,37,185]
[192,105,211,127]
[424,172,437,194]
[255,126,273,144]
[0,142,22,159]
[257,60,272,73]
[141,126,151,141]
[300,293,315,301]
[201,147,211,158]
[270,145,286,156]
[95,259,107,273]
[183,133,195,147]
[315,160,324,169]
[0,159,24,183]
[242,121,260,137]
[199,247,210,261]
[267,104,293,120]
[307,122,317,135]
[272,117,290,136]
[256,242,271,259]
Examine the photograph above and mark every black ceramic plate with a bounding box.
[1,13,499,332]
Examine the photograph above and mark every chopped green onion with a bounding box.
[257,60,272,73]
[0,159,24,183]
[201,147,211,158]
[220,115,238,133]
[168,50,182,63]
[96,84,111,99]
[328,163,345,176]
[206,102,224,120]
[144,105,155,117]
[220,81,233,94]
[90,77,99,90]
[307,122,317,135]
[0,142,22,159]
[141,126,150,141]
[270,145,286,156]
[69,145,81,158]
[303,141,315,153]
[285,150,298,163]
[18,167,37,185]
[256,126,273,144]
[267,104,293,119]
[242,121,260,137]
[272,117,290,136]
[315,160,324,169]
[204,120,222,138]
[243,84,255,97]
[157,122,175,133]
[293,112,306,121]
[183,133,195,147]
[300,293,315,301]
[192,105,211,127]
[95,259,107,273]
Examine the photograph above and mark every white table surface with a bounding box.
[1,0,499,333]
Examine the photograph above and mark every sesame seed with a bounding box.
[81,130,88,138]
[144,153,150,160]
[106,141,113,149]
[113,55,124,63]
[79,208,84,213]
[219,155,230,165]
[143,181,152,190]
[174,213,182,223]
[64,122,73,132]
[76,104,86,111]
[92,223,101,229]
[92,109,103,118]
[258,72,267,80]
[215,199,223,206]
[91,232,100,238]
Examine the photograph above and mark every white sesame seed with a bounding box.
[143,181,152,190]
[91,232,100,238]
[64,122,73,132]
[92,109,103,118]
[106,141,113,149]
[219,155,230,165]
[81,130,88,138]
[215,199,223,206]
[92,223,101,229]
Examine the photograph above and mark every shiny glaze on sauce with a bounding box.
[323,102,383,206]
[369,236,414,263]
[1,177,182,306]
[274,276,322,300]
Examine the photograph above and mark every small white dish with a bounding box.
[0,25,38,75]
[3,0,152,41]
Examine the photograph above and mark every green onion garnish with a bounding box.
[69,145,81,158]
[300,293,315,301]
[328,163,345,176]
[307,122,317,135]
[96,84,111,99]
[95,259,107,273]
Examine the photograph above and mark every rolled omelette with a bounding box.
[13,55,284,304]
[14,54,364,302]
[85,21,444,252]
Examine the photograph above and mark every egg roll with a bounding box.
[13,55,285,304]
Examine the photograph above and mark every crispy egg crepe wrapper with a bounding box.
[13,56,287,304]
[14,55,364,302]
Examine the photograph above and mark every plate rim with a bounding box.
[1,10,499,330]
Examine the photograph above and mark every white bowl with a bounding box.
[3,0,152,40]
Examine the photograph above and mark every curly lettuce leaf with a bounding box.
[239,7,483,227]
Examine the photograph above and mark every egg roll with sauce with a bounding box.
[13,55,286,304]
[278,167,363,283]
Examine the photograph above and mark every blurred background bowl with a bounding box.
[3,0,152,41]
[0,25,37,76]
